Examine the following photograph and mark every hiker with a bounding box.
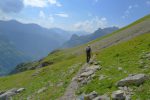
[86,45,91,63]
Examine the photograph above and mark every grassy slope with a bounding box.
[78,33,150,99]
[0,15,149,99]
[0,52,85,99]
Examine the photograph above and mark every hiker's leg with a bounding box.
[86,53,89,63]
[89,53,91,61]
[87,53,90,63]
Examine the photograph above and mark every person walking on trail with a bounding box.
[86,45,91,63]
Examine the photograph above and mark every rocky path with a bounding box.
[59,63,89,100]
[59,56,101,100]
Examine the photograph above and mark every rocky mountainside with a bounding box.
[62,27,119,48]
[0,20,70,59]
[0,34,29,75]
[0,15,150,100]
[0,20,88,60]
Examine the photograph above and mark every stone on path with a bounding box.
[84,91,98,100]
[93,94,110,100]
[111,90,125,100]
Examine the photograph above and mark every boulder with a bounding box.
[85,65,101,72]
[0,88,17,100]
[117,74,148,87]
[80,78,91,85]
[80,70,94,77]
[93,94,110,100]
[84,91,98,100]
[111,90,125,100]
[37,87,47,94]
[16,88,25,93]
[0,91,5,95]
[93,61,101,65]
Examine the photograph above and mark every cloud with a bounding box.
[48,15,54,23]
[48,0,62,7]
[0,0,24,13]
[122,4,138,19]
[24,0,47,7]
[39,10,46,18]
[37,10,54,27]
[74,17,107,32]
[55,13,69,18]
[24,0,62,7]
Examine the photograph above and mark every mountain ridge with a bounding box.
[0,20,89,60]
[62,26,119,48]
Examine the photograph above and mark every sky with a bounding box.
[0,0,150,33]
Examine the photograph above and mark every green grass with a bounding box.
[0,14,150,100]
[78,33,150,99]
[0,51,86,100]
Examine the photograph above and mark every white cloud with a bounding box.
[48,0,62,7]
[17,14,54,29]
[23,0,62,7]
[38,11,54,26]
[74,17,108,33]
[122,4,138,19]
[39,10,46,18]
[24,0,47,7]
[55,13,69,18]
[48,15,54,23]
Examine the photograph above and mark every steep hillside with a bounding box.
[62,27,119,48]
[0,15,149,99]
[77,33,150,99]
[0,34,29,75]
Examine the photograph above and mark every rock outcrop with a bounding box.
[0,88,25,100]
[117,74,148,87]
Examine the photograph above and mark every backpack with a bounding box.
[86,47,91,53]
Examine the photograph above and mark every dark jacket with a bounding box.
[86,47,91,54]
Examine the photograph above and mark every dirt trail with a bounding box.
[59,63,89,100]
[59,55,97,100]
